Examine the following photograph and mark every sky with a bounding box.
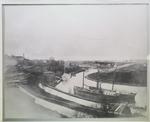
[4,5,148,60]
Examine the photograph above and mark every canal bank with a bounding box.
[4,84,62,120]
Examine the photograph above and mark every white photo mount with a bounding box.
[0,0,150,121]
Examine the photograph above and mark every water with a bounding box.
[56,69,147,107]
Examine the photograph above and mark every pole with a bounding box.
[112,64,117,91]
[64,65,65,73]
[97,67,100,89]
[82,71,85,88]
[112,81,114,91]
[99,82,101,90]
[97,81,99,89]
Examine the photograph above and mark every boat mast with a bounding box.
[96,81,99,89]
[82,71,85,88]
[64,64,65,73]
[112,64,118,91]
[97,64,100,89]
[22,53,25,64]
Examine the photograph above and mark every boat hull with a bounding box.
[38,83,133,117]
[39,83,102,108]
[74,86,136,104]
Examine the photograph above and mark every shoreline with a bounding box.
[4,84,62,120]
[18,84,104,118]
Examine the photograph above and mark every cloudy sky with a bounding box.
[4,5,148,60]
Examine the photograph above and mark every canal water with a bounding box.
[56,69,147,108]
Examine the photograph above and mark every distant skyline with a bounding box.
[4,5,148,60]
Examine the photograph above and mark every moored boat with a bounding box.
[38,64,136,117]
[39,82,134,117]
[74,86,136,104]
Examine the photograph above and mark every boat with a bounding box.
[38,83,133,117]
[74,85,136,104]
[74,64,136,104]
[38,64,136,117]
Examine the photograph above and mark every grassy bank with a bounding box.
[87,63,147,87]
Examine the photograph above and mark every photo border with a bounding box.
[0,0,150,121]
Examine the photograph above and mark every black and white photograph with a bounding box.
[2,3,148,120]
